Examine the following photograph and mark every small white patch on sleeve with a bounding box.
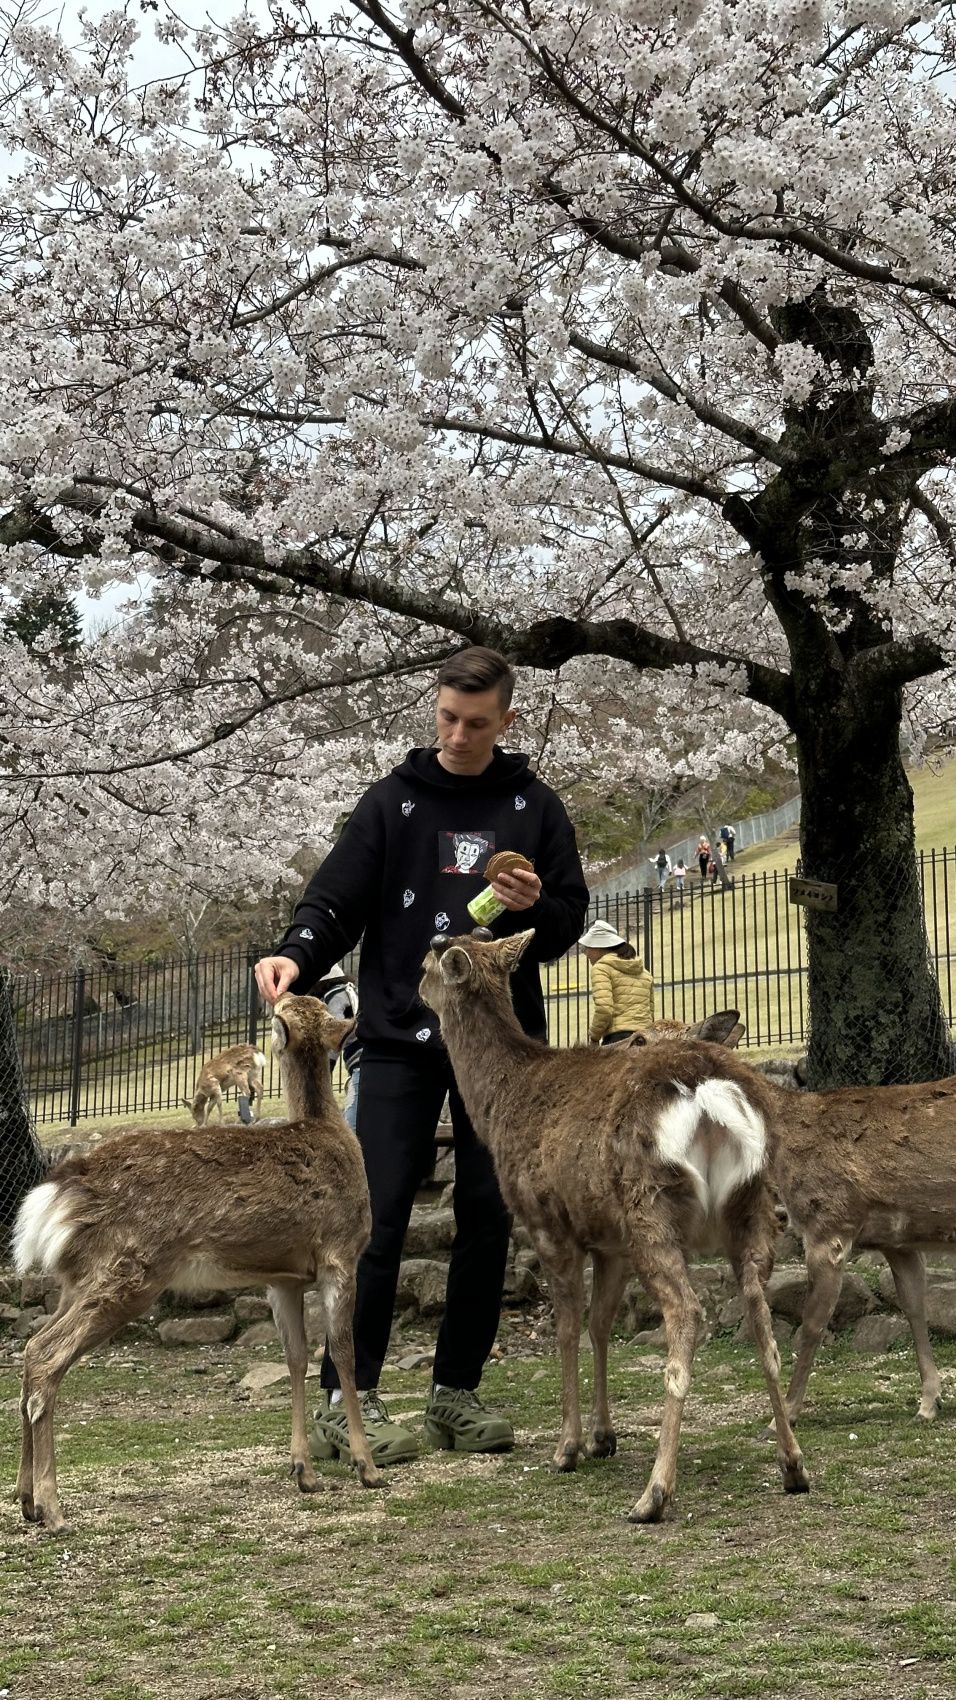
[11,1181,77,1275]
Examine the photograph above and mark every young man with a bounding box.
[255,647,589,1466]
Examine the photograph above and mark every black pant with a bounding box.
[321,1047,512,1393]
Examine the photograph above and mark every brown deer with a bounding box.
[633,1025,956,1426]
[183,1042,267,1125]
[420,930,809,1523]
[12,994,384,1533]
[768,1076,956,1425]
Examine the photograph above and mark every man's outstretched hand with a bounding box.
[255,955,301,1003]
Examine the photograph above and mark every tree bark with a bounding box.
[0,973,46,1241]
[794,687,954,1088]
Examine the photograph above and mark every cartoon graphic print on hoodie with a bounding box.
[274,747,589,1052]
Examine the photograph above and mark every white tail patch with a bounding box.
[12,1181,77,1275]
[253,1051,266,1070]
[654,1079,766,1214]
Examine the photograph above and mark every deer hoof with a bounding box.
[356,1460,387,1490]
[18,1492,37,1523]
[551,1441,581,1473]
[34,1501,67,1535]
[781,1458,810,1495]
[915,1395,942,1421]
[628,1483,668,1524]
[292,1461,323,1495]
[587,1429,617,1459]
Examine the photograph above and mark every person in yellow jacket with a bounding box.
[579,918,655,1044]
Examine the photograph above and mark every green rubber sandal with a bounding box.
[311,1390,418,1467]
[423,1386,515,1453]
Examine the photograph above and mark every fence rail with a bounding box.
[10,852,956,1127]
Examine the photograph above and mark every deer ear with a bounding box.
[324,1015,355,1054]
[270,1014,289,1054]
[694,1009,742,1046]
[495,929,535,972]
[439,945,473,985]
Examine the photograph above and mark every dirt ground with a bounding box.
[4,1315,956,1700]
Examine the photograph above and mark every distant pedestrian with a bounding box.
[696,835,711,883]
[650,847,671,893]
[727,825,736,861]
[579,920,655,1043]
[673,858,687,897]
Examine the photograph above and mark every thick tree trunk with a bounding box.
[0,973,46,1242]
[795,699,954,1089]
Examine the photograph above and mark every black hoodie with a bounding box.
[275,747,589,1055]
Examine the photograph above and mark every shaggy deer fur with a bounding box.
[637,1027,955,1425]
[12,994,384,1532]
[183,1042,267,1125]
[771,1077,956,1424]
[420,931,809,1523]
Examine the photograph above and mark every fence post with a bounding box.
[68,968,86,1127]
[642,886,654,973]
[246,952,260,1047]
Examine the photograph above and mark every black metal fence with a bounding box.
[9,853,956,1127]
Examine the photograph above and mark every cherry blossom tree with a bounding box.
[3,0,956,1083]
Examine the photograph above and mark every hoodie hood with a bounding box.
[395,747,535,795]
[603,954,647,977]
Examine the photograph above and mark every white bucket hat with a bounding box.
[578,920,626,950]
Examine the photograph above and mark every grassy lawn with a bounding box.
[4,1327,956,1700]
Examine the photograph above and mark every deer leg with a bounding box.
[735,1249,809,1495]
[16,1287,73,1521]
[536,1241,586,1471]
[24,1277,163,1534]
[324,1272,385,1490]
[587,1252,629,1459]
[885,1248,942,1420]
[268,1282,320,1493]
[627,1248,700,1523]
[785,1235,849,1422]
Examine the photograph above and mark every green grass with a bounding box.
[4,1335,956,1698]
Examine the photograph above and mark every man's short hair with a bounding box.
[436,646,515,708]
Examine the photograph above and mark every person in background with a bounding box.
[579,919,655,1044]
[318,962,361,1129]
[649,847,672,894]
[696,834,711,883]
[255,645,589,1469]
[673,858,687,898]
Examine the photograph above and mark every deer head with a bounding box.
[271,993,355,1060]
[420,929,535,1020]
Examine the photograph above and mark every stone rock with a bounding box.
[19,1275,59,1307]
[157,1311,236,1346]
[13,1307,46,1338]
[303,1291,327,1346]
[850,1313,909,1354]
[632,1324,667,1347]
[877,1271,956,1337]
[240,1363,291,1392]
[404,1206,456,1258]
[502,1265,540,1305]
[396,1350,435,1371]
[432,1148,455,1187]
[237,1320,278,1348]
[439,1182,455,1210]
[684,1612,720,1631]
[395,1258,448,1316]
[735,1314,793,1348]
[618,1278,663,1336]
[234,1294,273,1323]
[514,1248,540,1272]
[0,1273,19,1305]
[922,1283,956,1338]
[512,1223,534,1252]
[764,1267,873,1329]
[776,1229,804,1264]
[0,1302,22,1325]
